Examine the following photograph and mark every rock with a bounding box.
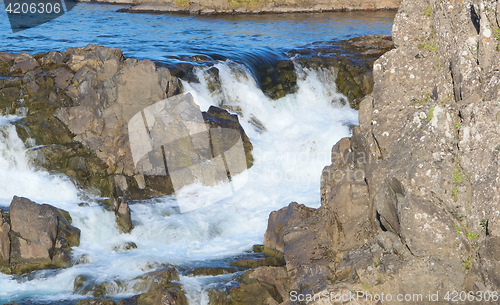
[252,245,264,253]
[130,266,180,293]
[290,35,395,109]
[203,105,254,169]
[48,68,74,90]
[6,196,80,274]
[104,198,133,233]
[40,51,67,69]
[263,202,315,261]
[123,0,401,14]
[230,257,285,269]
[9,197,59,271]
[112,242,137,252]
[471,237,500,291]
[207,267,288,305]
[242,0,500,301]
[76,297,115,305]
[0,210,10,266]
[116,286,187,305]
[188,267,240,277]
[9,54,39,75]
[1,45,255,201]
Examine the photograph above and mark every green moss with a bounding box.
[453,170,464,184]
[424,6,432,17]
[495,145,500,151]
[424,42,437,52]
[427,107,434,121]
[462,257,472,269]
[494,28,500,40]
[455,224,461,235]
[467,232,479,240]
[175,0,189,7]
[456,121,460,131]
[480,218,489,231]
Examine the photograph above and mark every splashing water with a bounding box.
[0,61,358,304]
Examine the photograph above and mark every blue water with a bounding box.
[0,2,394,63]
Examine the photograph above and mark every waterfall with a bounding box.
[0,60,358,304]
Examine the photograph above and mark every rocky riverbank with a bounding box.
[210,0,500,304]
[87,0,402,15]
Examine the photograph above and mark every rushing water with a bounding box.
[0,3,394,304]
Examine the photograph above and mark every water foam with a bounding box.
[0,61,358,303]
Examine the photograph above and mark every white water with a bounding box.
[0,61,358,304]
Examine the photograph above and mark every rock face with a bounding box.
[0,45,253,200]
[223,0,500,303]
[117,0,401,14]
[2,196,80,274]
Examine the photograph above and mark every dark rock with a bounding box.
[112,242,138,252]
[229,257,285,269]
[290,35,395,109]
[207,267,288,305]
[116,286,188,305]
[252,245,264,253]
[76,297,115,305]
[40,51,67,69]
[203,106,254,169]
[103,198,133,233]
[188,267,239,277]
[130,266,180,293]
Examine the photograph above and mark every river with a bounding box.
[0,3,394,304]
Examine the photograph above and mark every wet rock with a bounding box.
[290,35,395,109]
[112,242,137,252]
[203,106,254,169]
[76,297,115,305]
[230,257,285,269]
[6,196,80,274]
[252,245,264,253]
[188,267,240,277]
[208,267,288,305]
[104,198,133,233]
[130,266,180,293]
[116,286,188,305]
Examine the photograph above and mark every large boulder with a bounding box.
[5,196,80,274]
[263,202,315,261]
